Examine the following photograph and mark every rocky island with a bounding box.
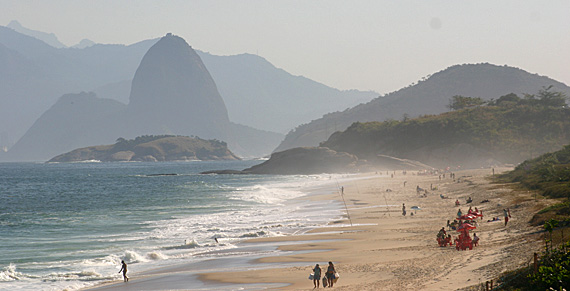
[47,135,240,163]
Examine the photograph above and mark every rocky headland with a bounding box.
[203,146,430,175]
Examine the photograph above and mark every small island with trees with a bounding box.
[47,135,240,163]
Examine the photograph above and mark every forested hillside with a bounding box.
[321,88,570,168]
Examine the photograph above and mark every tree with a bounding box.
[491,93,520,106]
[447,95,485,110]
[537,86,568,108]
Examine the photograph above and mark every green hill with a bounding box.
[47,135,240,162]
[321,89,570,169]
[275,63,570,152]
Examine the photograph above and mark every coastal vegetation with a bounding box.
[492,144,570,290]
[499,143,570,223]
[48,135,239,162]
[321,88,569,168]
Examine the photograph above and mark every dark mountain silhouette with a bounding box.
[275,63,570,152]
[127,34,230,139]
[4,34,283,161]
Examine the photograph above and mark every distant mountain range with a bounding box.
[275,63,570,152]
[7,20,68,48]
[4,34,283,161]
[3,21,570,164]
[0,22,376,154]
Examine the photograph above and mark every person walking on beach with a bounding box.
[119,260,128,282]
[326,261,336,288]
[312,263,321,288]
[402,203,406,216]
[503,208,511,226]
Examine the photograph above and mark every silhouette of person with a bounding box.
[312,263,321,288]
[326,261,336,287]
[119,260,128,282]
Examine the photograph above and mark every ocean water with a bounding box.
[0,161,344,291]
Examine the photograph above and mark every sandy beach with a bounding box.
[88,168,551,290]
[200,168,550,290]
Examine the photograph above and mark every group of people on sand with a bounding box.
[438,204,485,249]
[311,261,337,288]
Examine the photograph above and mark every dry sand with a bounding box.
[199,168,551,290]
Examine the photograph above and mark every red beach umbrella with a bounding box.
[458,214,477,221]
[456,223,476,231]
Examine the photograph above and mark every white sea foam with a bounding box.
[122,250,147,263]
[146,251,168,260]
[0,264,22,281]
[0,163,350,290]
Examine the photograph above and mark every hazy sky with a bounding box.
[2,0,569,94]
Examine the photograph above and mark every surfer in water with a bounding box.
[119,260,128,282]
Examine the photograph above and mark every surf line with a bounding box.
[336,181,353,227]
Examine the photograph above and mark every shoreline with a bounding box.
[82,174,354,290]
[84,168,551,290]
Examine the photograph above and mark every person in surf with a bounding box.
[119,260,129,282]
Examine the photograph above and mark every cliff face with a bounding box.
[48,136,240,163]
[128,34,230,139]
